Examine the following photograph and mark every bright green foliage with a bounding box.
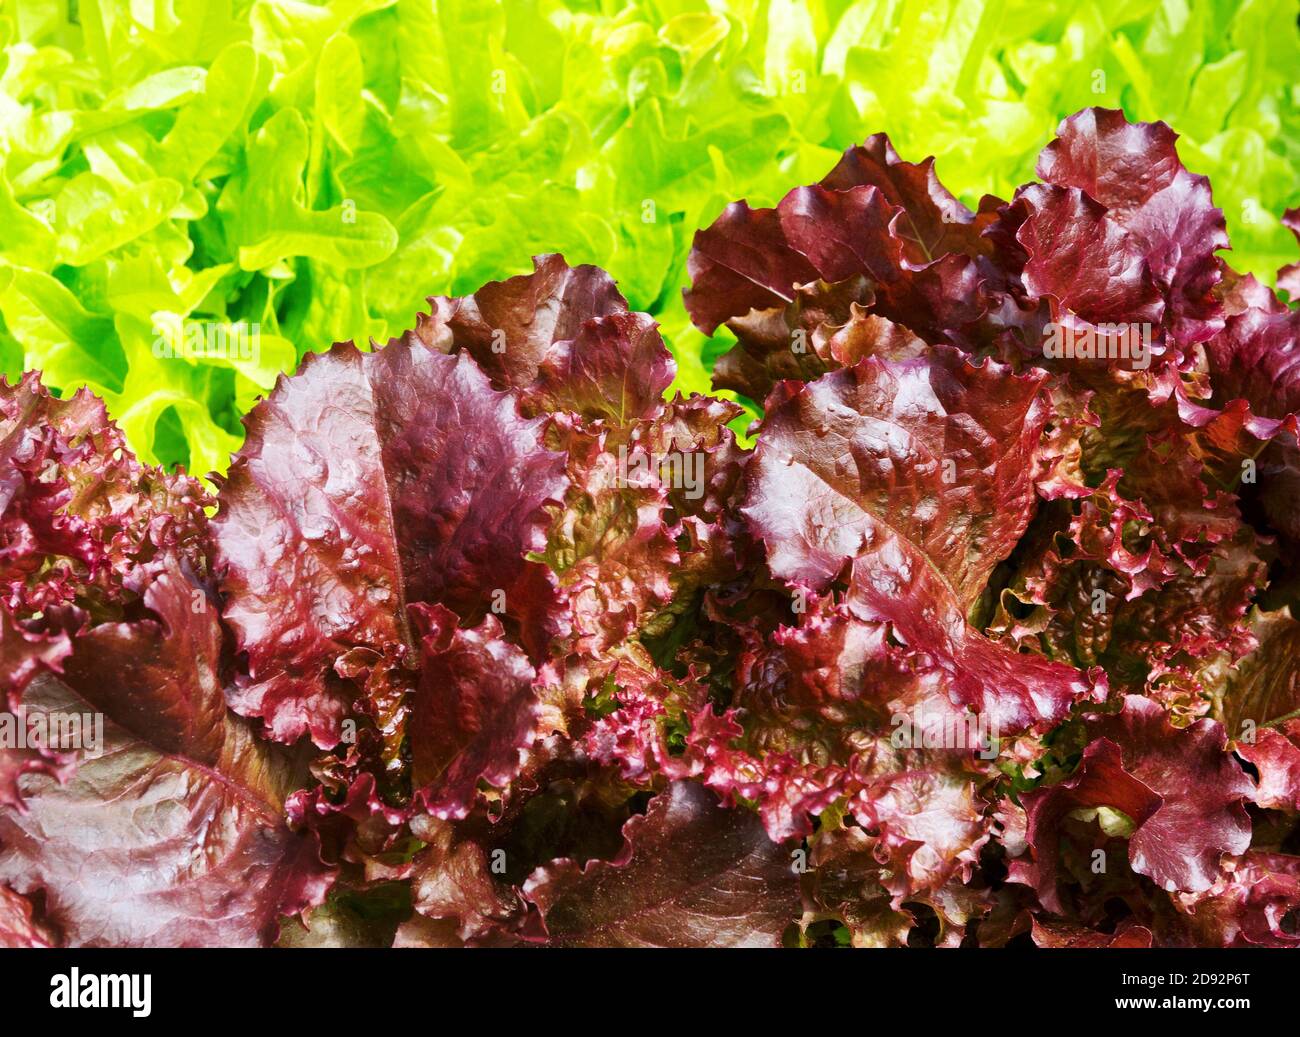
[1,0,1297,474]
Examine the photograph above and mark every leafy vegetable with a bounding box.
[3,106,1300,948]
[0,375,332,946]
[2,1,1297,475]
[521,780,802,948]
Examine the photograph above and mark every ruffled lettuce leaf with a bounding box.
[0,375,332,947]
[4,1,1298,474]
[4,95,1300,946]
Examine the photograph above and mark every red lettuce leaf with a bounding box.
[1218,608,1300,811]
[0,884,55,947]
[521,780,800,947]
[817,134,998,269]
[1016,184,1166,333]
[0,560,333,946]
[1,373,209,617]
[213,343,568,747]
[1092,697,1252,893]
[531,311,675,425]
[1016,738,1161,914]
[684,201,823,339]
[397,814,526,945]
[414,253,630,391]
[1018,696,1252,907]
[743,348,1049,605]
[1030,917,1153,948]
[408,604,539,819]
[1178,300,1300,547]
[1167,852,1300,947]
[0,605,74,714]
[402,254,675,426]
[683,138,997,402]
[533,423,678,657]
[1036,108,1227,347]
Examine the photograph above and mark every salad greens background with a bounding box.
[1,0,1297,480]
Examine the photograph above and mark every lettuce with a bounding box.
[0,375,333,946]
[1,1,1297,476]
[4,106,1300,947]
